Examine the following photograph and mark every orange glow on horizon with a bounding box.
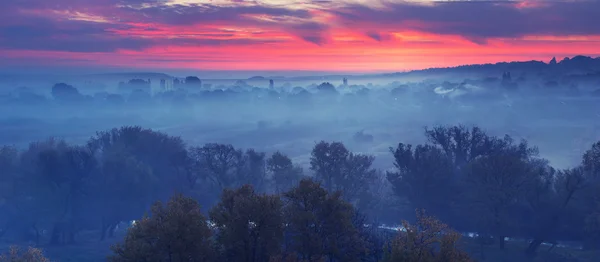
[1,0,599,72]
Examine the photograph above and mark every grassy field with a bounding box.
[2,230,599,262]
[461,237,598,262]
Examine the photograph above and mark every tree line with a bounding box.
[1,125,599,261]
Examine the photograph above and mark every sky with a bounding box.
[1,0,599,74]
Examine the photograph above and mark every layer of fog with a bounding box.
[1,71,599,171]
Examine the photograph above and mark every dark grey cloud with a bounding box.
[285,21,329,45]
[0,15,286,52]
[366,31,382,41]
[333,1,600,41]
[0,13,150,52]
[3,0,596,53]
[123,3,313,25]
[0,0,329,51]
[122,3,330,44]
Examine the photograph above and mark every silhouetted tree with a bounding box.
[524,167,587,255]
[310,141,348,192]
[243,149,268,192]
[384,210,471,262]
[87,126,191,199]
[190,143,244,192]
[267,152,303,193]
[0,246,50,262]
[91,149,157,240]
[185,76,202,89]
[51,83,81,102]
[583,141,600,177]
[0,146,19,240]
[310,141,377,204]
[282,179,367,262]
[109,194,215,262]
[424,125,536,171]
[316,82,338,95]
[210,185,283,262]
[35,145,96,245]
[387,143,456,221]
[463,151,535,249]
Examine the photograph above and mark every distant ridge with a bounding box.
[247,76,266,80]
[380,55,600,77]
[2,55,599,82]
[82,72,174,79]
[280,55,600,81]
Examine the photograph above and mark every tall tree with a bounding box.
[109,194,215,262]
[36,145,96,245]
[310,141,376,204]
[384,210,471,262]
[282,179,367,262]
[310,141,348,192]
[243,149,268,192]
[190,143,245,192]
[424,125,537,171]
[387,143,457,223]
[524,167,587,255]
[90,149,157,240]
[87,126,191,199]
[0,146,19,240]
[210,185,283,262]
[463,151,534,249]
[267,152,303,194]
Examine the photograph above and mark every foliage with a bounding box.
[88,126,191,197]
[1,124,600,261]
[462,150,535,248]
[282,179,367,262]
[267,151,303,193]
[90,149,157,240]
[384,210,471,262]
[310,141,377,205]
[190,143,245,191]
[269,253,326,262]
[0,246,50,262]
[387,143,457,223]
[210,185,283,262]
[109,194,215,262]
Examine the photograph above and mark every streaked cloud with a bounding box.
[0,0,599,71]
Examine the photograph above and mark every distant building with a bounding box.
[343,78,348,86]
[119,79,151,93]
[173,78,182,89]
[269,79,274,89]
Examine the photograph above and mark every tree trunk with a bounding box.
[548,243,556,252]
[100,220,108,241]
[31,224,40,245]
[0,218,14,239]
[50,223,63,245]
[67,230,75,244]
[479,241,486,260]
[526,238,544,255]
[108,223,117,238]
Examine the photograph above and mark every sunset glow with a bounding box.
[1,0,599,72]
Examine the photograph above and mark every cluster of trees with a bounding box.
[108,182,470,262]
[0,126,383,247]
[0,124,599,261]
[387,126,600,254]
[0,77,505,109]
